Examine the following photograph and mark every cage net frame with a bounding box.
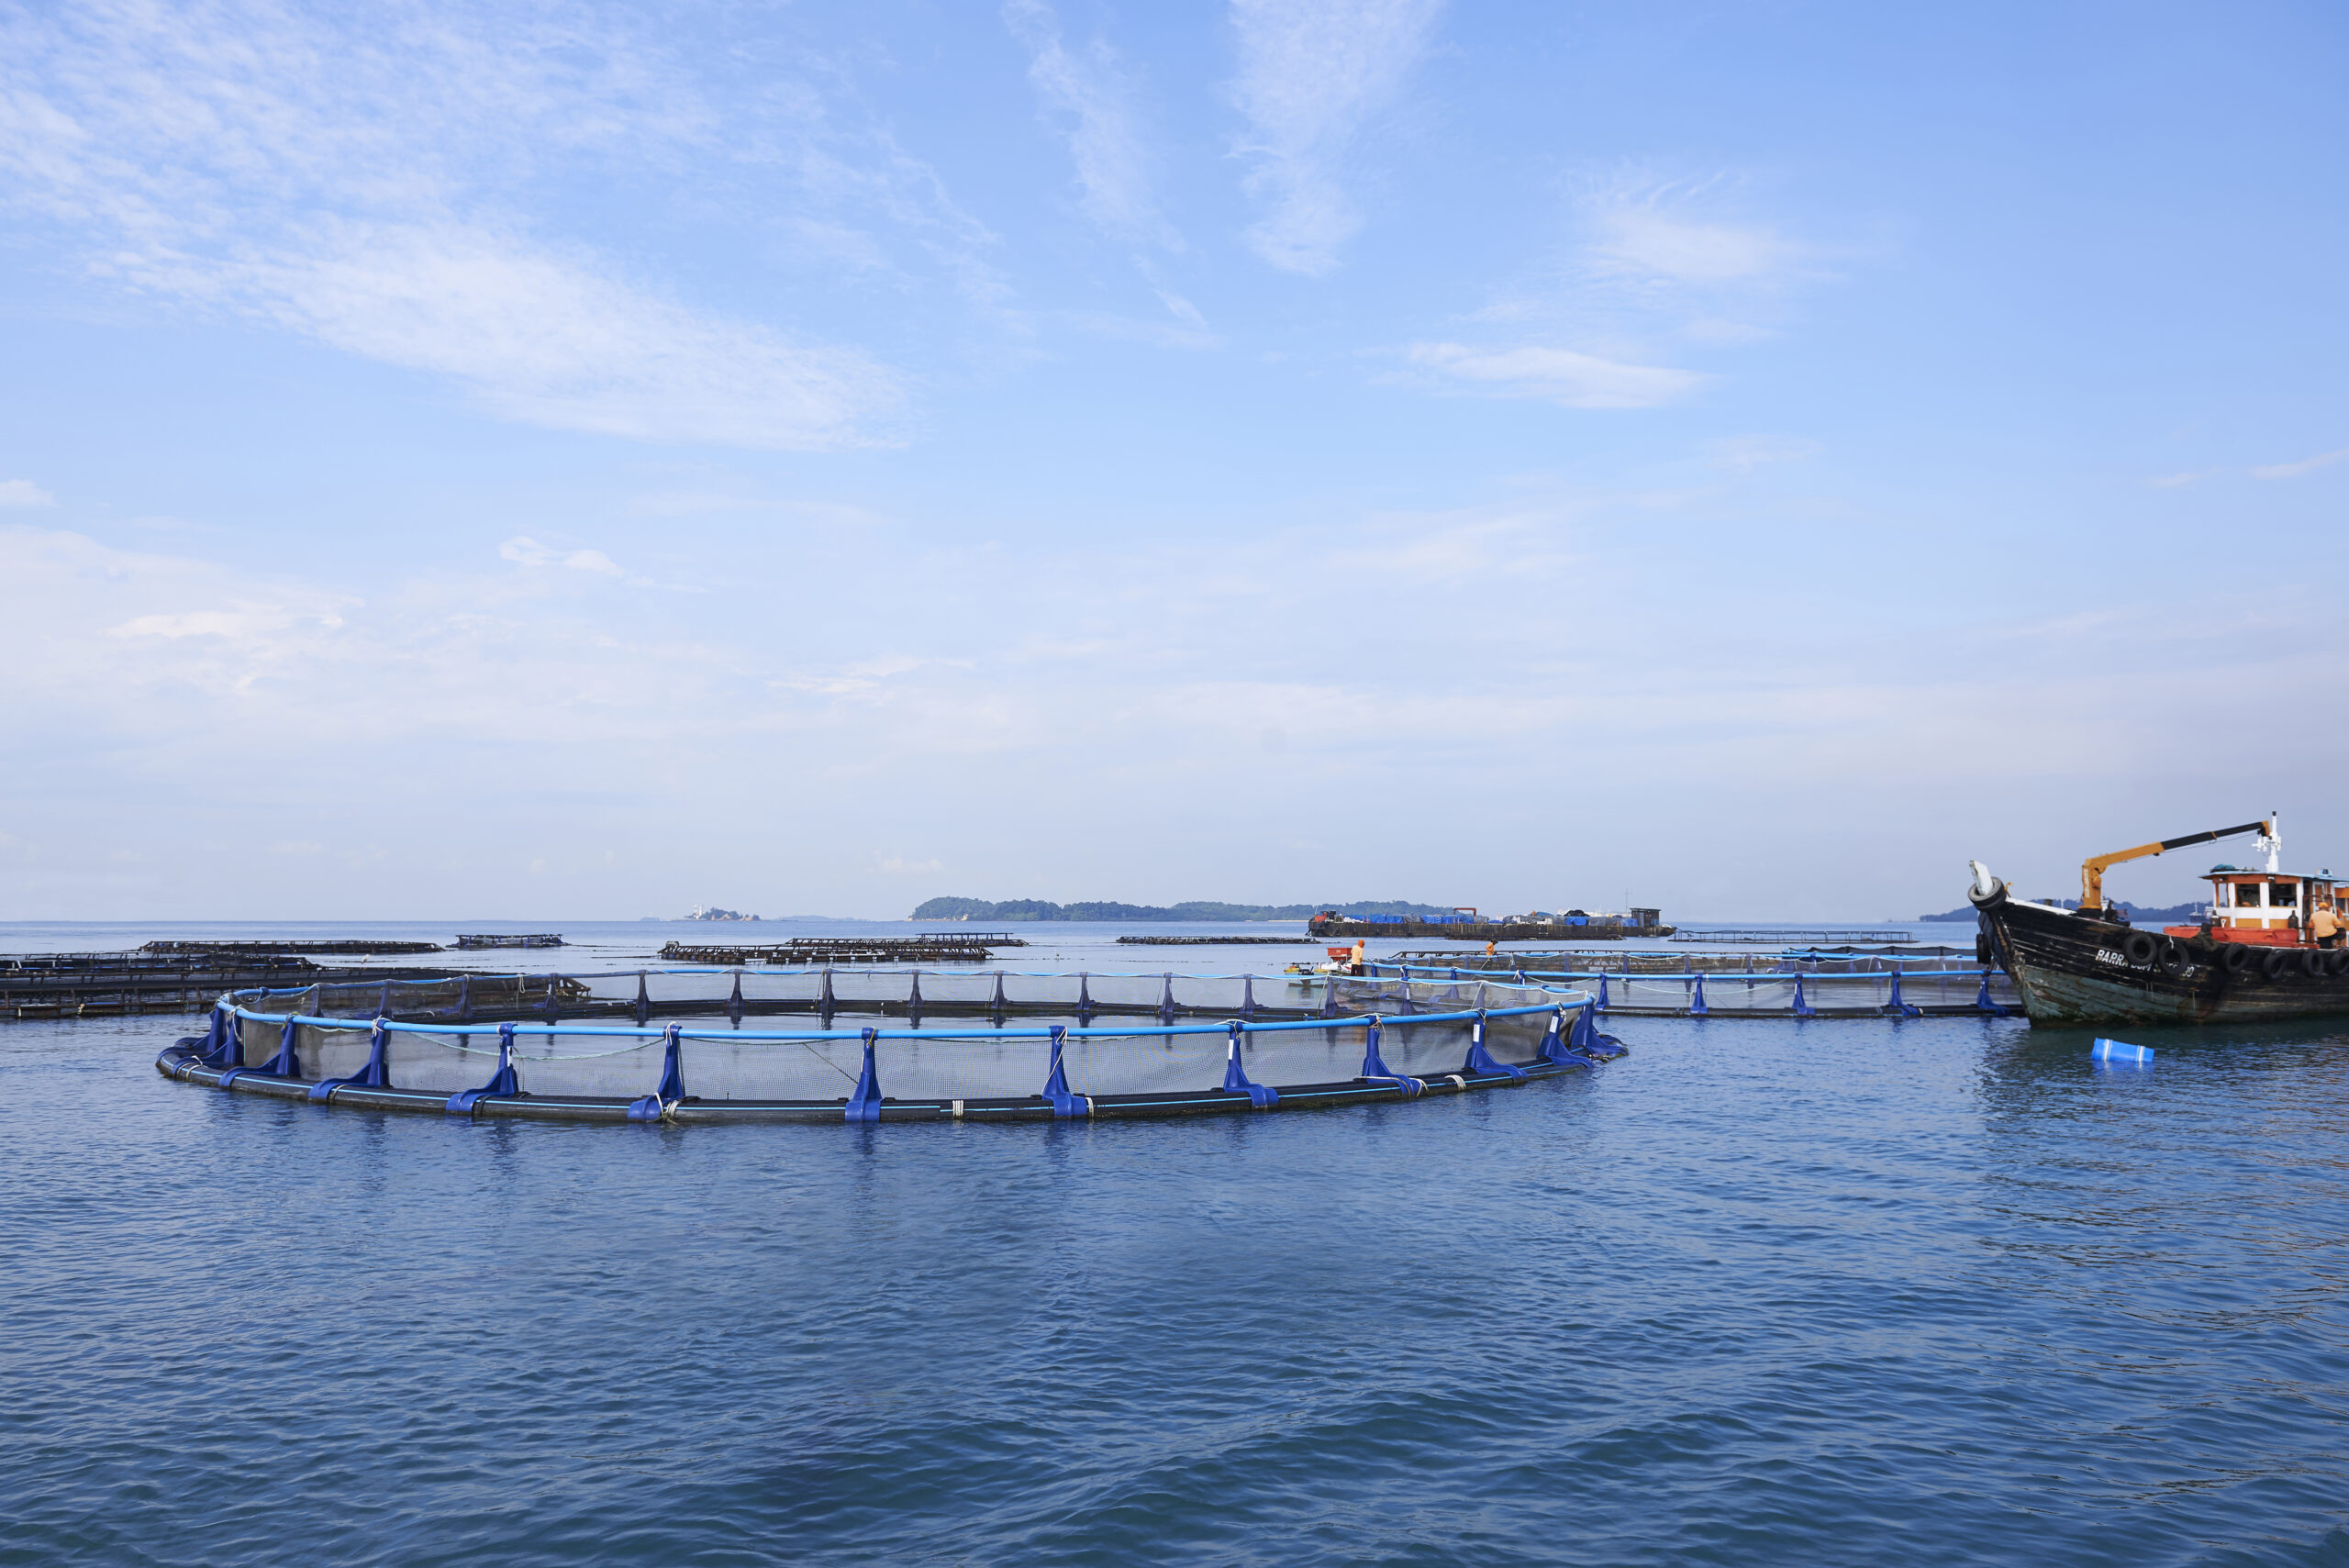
[162,967,1623,1124]
[1362,961,2020,1018]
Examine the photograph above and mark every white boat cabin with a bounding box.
[2176,865,2341,945]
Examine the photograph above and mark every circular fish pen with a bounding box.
[155,966,1625,1124]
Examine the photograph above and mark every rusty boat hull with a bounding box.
[1973,884,2349,1027]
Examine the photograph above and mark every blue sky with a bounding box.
[3,0,2344,921]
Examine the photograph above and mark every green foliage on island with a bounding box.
[909,897,1462,923]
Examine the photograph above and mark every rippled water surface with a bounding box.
[6,922,2349,1564]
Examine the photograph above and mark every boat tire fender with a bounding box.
[2301,948,2327,978]
[2221,944,2255,974]
[2155,938,2187,976]
[2328,950,2349,977]
[2261,949,2290,981]
[2122,931,2158,966]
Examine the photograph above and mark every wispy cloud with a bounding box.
[0,480,55,506]
[500,537,626,577]
[1585,201,1802,288]
[1708,435,1821,472]
[1415,175,1819,412]
[1228,0,1445,275]
[0,0,914,450]
[1005,0,1173,250]
[1401,342,1706,409]
[2253,447,2348,481]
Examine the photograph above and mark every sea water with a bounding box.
[3,921,2346,1564]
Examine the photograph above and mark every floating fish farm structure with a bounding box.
[453,933,565,949]
[140,939,445,956]
[3,949,466,1021]
[1364,960,2018,1018]
[658,933,1024,965]
[155,966,1623,1124]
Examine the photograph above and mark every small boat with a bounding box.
[1969,815,2349,1025]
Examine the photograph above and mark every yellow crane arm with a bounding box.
[2080,818,2272,910]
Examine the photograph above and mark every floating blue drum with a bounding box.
[156,966,1628,1124]
[2090,1038,2154,1063]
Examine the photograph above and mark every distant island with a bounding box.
[910,897,1462,923]
[685,906,760,922]
[1920,897,2205,923]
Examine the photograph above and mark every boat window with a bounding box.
[2217,884,2237,905]
[2275,882,2298,906]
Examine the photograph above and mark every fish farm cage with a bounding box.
[156,967,1625,1125]
[1363,961,2020,1018]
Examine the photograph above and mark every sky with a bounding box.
[2,0,2345,922]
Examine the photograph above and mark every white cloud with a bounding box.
[0,480,55,506]
[1403,342,1706,409]
[1586,205,1799,286]
[1006,1,1173,249]
[0,0,908,450]
[1229,0,1445,274]
[1709,435,1820,471]
[500,537,626,576]
[2149,469,2216,489]
[2252,448,2348,481]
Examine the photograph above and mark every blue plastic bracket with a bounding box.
[633,971,651,1027]
[727,971,744,1026]
[454,974,473,1023]
[1358,1017,1424,1097]
[1595,973,1611,1012]
[1463,1009,1528,1079]
[1041,1026,1089,1118]
[845,1028,883,1122]
[262,1015,302,1077]
[1159,973,1176,1026]
[309,1018,394,1101]
[626,1024,685,1122]
[446,1022,520,1116]
[907,970,922,1016]
[990,971,1007,1014]
[1240,975,1256,1020]
[1792,973,1816,1017]
[1538,1007,1592,1068]
[819,967,837,1016]
[1221,1022,1278,1107]
[1567,1003,1628,1061]
[1975,970,2009,1016]
[1689,973,1709,1017]
[1887,971,1921,1018]
[541,976,561,1025]
[198,1006,236,1069]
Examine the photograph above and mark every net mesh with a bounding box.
[217,971,1587,1104]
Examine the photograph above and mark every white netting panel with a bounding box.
[872,1033,1056,1102]
[499,1029,672,1098]
[1058,1030,1230,1097]
[681,1035,866,1101]
[1236,1025,1374,1087]
[383,1029,505,1094]
[1375,1017,1478,1077]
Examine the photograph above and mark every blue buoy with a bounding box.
[2091,1039,2154,1063]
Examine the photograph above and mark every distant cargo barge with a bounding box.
[1308,907,1674,942]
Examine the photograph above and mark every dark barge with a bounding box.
[658,933,1025,965]
[1308,909,1675,942]
[1969,815,2349,1026]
